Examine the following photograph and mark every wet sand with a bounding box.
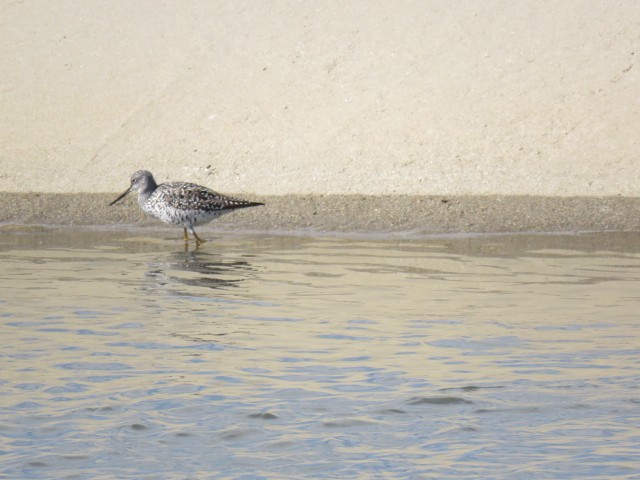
[2,193,639,235]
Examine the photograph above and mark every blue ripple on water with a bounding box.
[105,341,231,351]
[44,383,89,394]
[56,362,132,371]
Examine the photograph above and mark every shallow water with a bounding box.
[0,227,638,479]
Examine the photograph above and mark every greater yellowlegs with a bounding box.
[110,170,264,244]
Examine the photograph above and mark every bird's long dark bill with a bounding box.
[109,187,132,206]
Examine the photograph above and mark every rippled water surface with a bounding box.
[0,227,639,479]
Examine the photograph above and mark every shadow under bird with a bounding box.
[110,170,264,244]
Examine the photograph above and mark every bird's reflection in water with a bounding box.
[143,249,257,295]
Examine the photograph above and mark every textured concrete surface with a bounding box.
[1,1,639,232]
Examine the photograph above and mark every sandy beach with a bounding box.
[1,1,639,233]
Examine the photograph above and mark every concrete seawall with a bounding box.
[1,2,639,233]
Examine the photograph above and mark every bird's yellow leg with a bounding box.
[183,228,189,242]
[192,230,205,245]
